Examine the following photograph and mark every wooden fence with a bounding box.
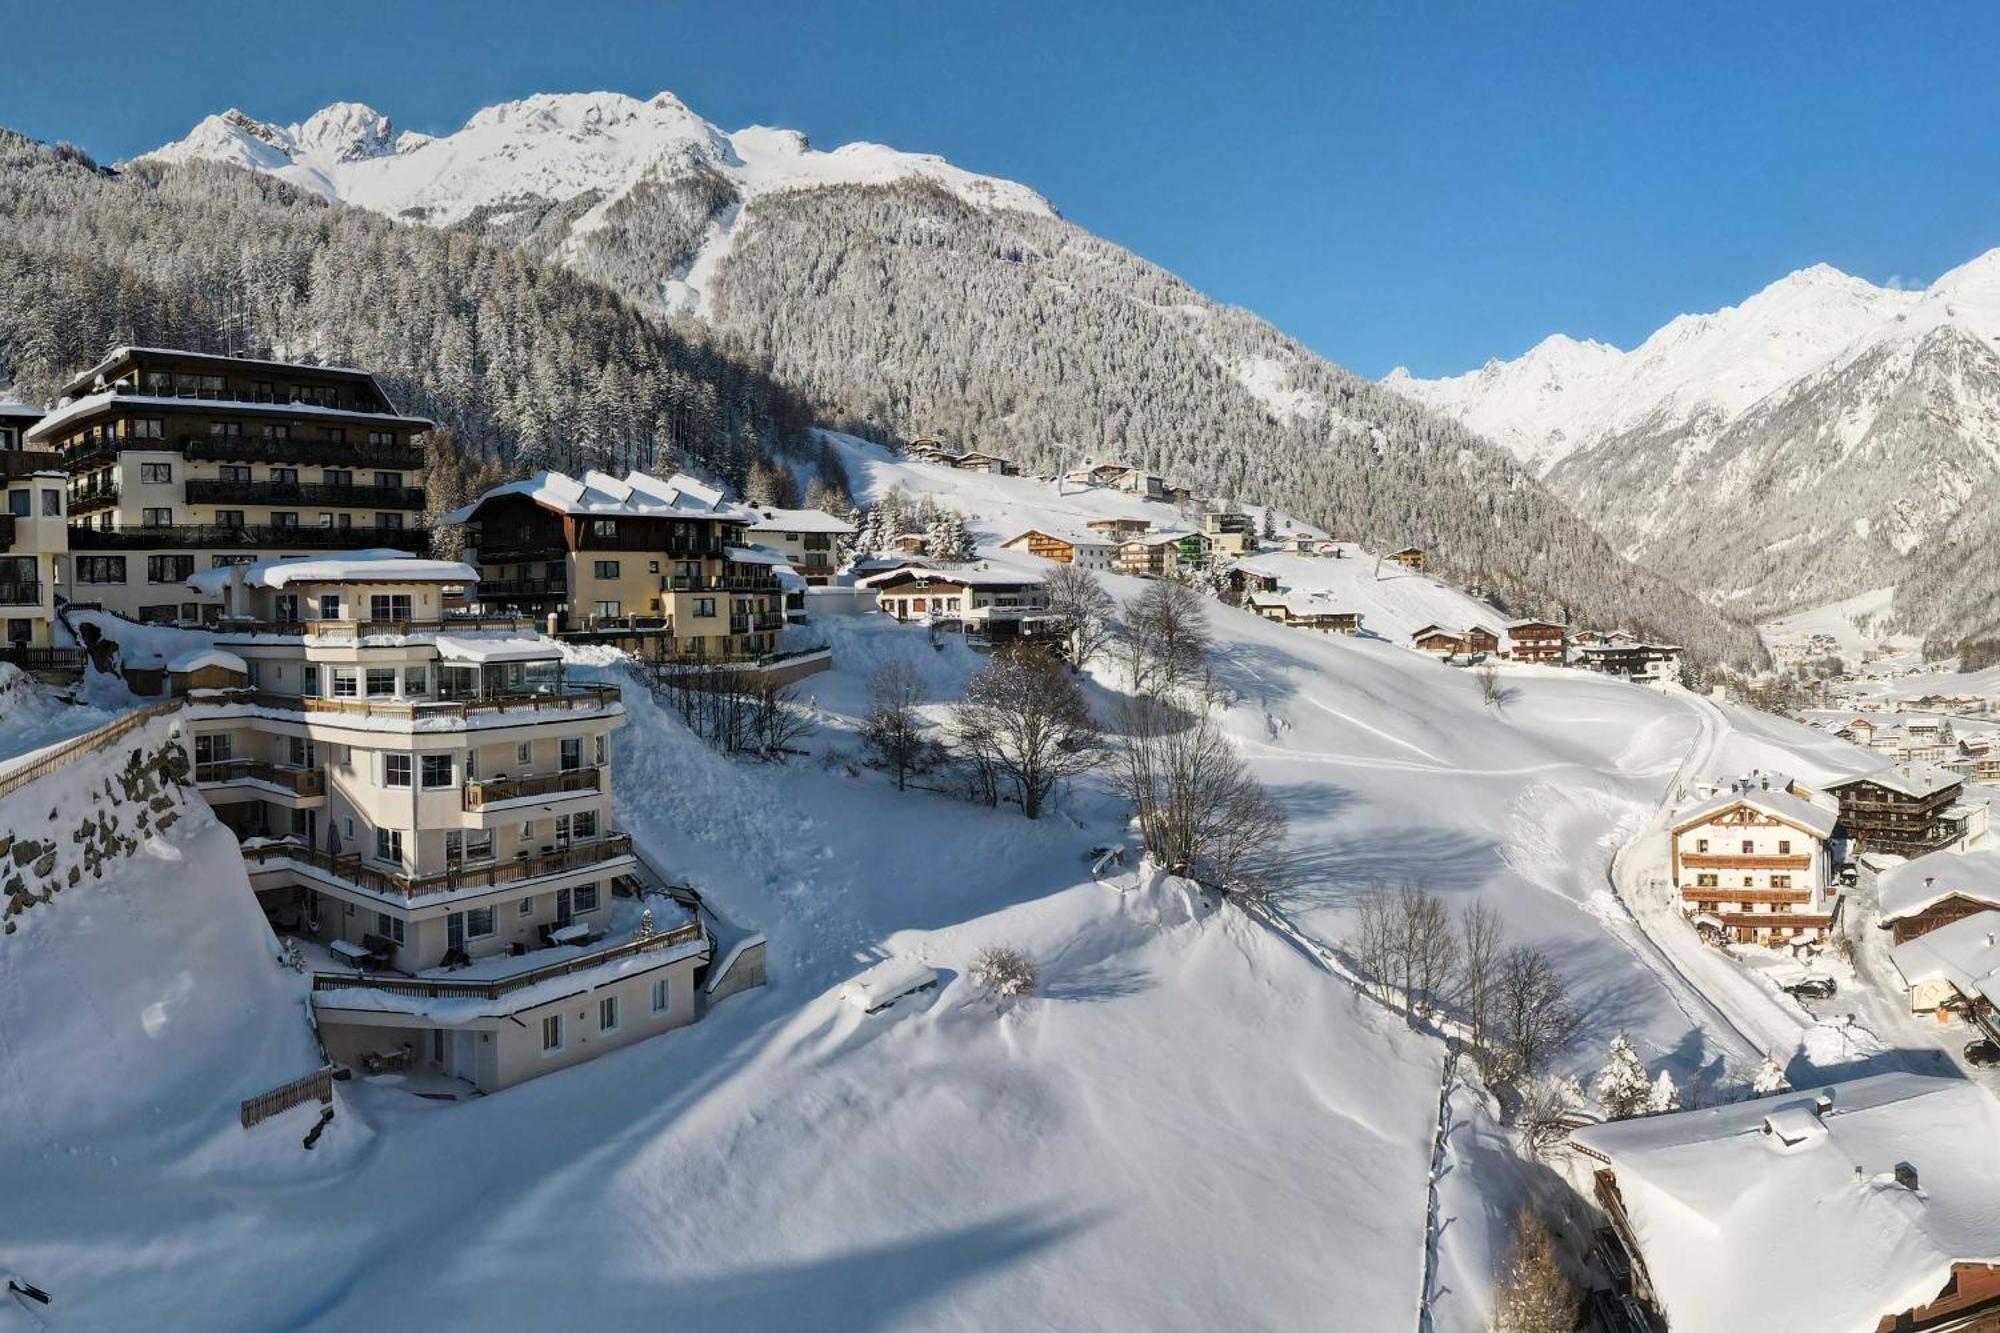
[0,699,182,803]
[239,1064,335,1129]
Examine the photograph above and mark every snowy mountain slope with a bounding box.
[1387,252,2000,629]
[137,92,1768,668]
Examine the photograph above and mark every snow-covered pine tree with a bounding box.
[1751,1055,1791,1095]
[1592,1033,1651,1120]
[1645,1069,1682,1115]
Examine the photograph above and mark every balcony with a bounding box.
[463,767,602,809]
[68,523,426,551]
[668,574,781,592]
[195,760,326,797]
[214,613,528,639]
[310,914,705,1002]
[0,580,43,608]
[249,683,620,721]
[184,478,426,510]
[68,480,119,516]
[1678,853,1812,870]
[474,578,567,601]
[242,831,635,901]
[181,434,422,471]
[1679,886,1813,904]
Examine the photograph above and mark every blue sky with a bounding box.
[4,0,1996,378]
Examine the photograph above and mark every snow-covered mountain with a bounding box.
[1386,254,2000,628]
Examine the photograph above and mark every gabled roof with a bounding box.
[1671,785,1838,841]
[1878,846,2000,922]
[1570,1073,2000,1333]
[1000,524,1114,550]
[1827,761,1962,801]
[1504,618,1566,631]
[1889,908,2000,1001]
[860,565,1045,590]
[0,400,42,423]
[443,469,756,525]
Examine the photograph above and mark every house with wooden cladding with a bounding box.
[747,506,854,586]
[1245,591,1360,634]
[1085,516,1152,540]
[1575,640,1682,682]
[1571,1073,2000,1333]
[1877,845,2000,944]
[1387,546,1426,571]
[1409,623,1500,657]
[861,565,1055,640]
[29,347,431,624]
[1501,618,1568,664]
[1668,771,1840,943]
[998,525,1115,571]
[1825,762,1967,858]
[445,469,786,660]
[1888,909,2000,1033]
[1112,530,1196,578]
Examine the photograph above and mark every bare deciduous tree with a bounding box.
[1455,901,1505,1060]
[1494,946,1583,1082]
[863,657,930,790]
[1476,663,1503,707]
[1114,697,1287,894]
[952,645,1103,819]
[970,945,1038,999]
[1515,1076,1585,1162]
[1043,563,1119,669]
[1120,580,1213,699]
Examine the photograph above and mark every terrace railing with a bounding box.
[309,918,705,1002]
[242,832,635,901]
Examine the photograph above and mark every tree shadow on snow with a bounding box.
[1272,827,1502,912]
[1041,958,1155,1003]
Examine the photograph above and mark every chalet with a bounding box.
[1668,772,1840,944]
[1888,910,2000,1031]
[1571,1073,2000,1333]
[951,451,1017,476]
[998,525,1115,571]
[888,532,932,556]
[0,401,41,453]
[1575,641,1682,682]
[1409,624,1499,657]
[1113,531,1192,578]
[1226,559,1282,596]
[1086,516,1152,540]
[862,565,1054,640]
[1387,546,1426,572]
[1826,762,1966,858]
[1877,845,2000,943]
[747,506,855,586]
[1114,469,1170,500]
[1246,591,1361,634]
[906,436,953,462]
[1502,618,1568,665]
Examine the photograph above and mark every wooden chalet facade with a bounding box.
[1877,847,2000,944]
[1826,764,1966,858]
[1246,592,1360,634]
[1410,623,1499,657]
[1387,546,1426,571]
[864,567,1054,640]
[998,527,1114,571]
[1503,618,1568,664]
[1669,777,1839,943]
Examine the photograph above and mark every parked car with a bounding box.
[1782,976,1837,1000]
[1965,1038,2000,1067]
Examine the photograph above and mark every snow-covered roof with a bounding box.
[53,345,387,398]
[185,549,471,595]
[1570,1072,2000,1332]
[1000,524,1115,549]
[838,958,939,1012]
[1119,530,1196,548]
[432,634,560,665]
[724,544,792,567]
[1828,761,1962,800]
[166,649,248,676]
[1503,617,1566,630]
[1672,781,1838,840]
[443,468,756,525]
[749,507,856,535]
[1889,909,2000,1003]
[860,565,1046,590]
[1878,846,2000,922]
[0,400,42,422]
[25,390,431,444]
[1247,591,1357,619]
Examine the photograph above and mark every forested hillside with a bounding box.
[0,132,840,507]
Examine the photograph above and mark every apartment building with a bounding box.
[1,451,68,651]
[0,401,42,453]
[176,549,719,1092]
[1669,771,1841,944]
[26,348,431,624]
[747,506,855,585]
[448,469,786,658]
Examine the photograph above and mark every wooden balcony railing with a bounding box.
[1679,853,1812,870]
[243,832,635,901]
[1680,886,1814,905]
[215,614,529,639]
[247,684,620,721]
[463,767,601,809]
[310,917,705,1001]
[195,759,325,796]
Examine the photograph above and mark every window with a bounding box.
[649,560,660,574]
[651,978,670,1013]
[573,881,600,913]
[6,491,29,518]
[465,906,494,938]
[374,912,405,945]
[129,418,164,440]
[366,668,397,697]
[541,1014,563,1052]
[270,512,298,528]
[140,462,172,484]
[692,597,716,617]
[1741,840,1755,855]
[302,664,319,695]
[374,827,403,864]
[571,810,598,841]
[518,896,535,916]
[271,467,298,484]
[403,665,427,697]
[594,560,621,579]
[1694,838,1708,853]
[219,464,251,483]
[368,431,393,446]
[518,742,534,765]
[76,556,126,585]
[321,427,346,444]
[332,669,358,697]
[1695,873,1719,887]
[375,472,403,488]
[288,736,314,768]
[560,738,582,772]
[260,423,290,441]
[141,507,173,527]
[594,735,606,765]
[592,519,617,538]
[599,995,619,1032]
[319,594,340,620]
[369,594,413,622]
[1778,840,1791,854]
[146,554,193,584]
[40,489,60,517]
[322,469,353,487]
[1772,874,1792,889]
[383,754,411,788]
[421,754,454,789]
[593,600,621,619]
[376,512,404,530]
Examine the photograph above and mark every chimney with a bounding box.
[1816,1090,1836,1118]
[1895,1162,1920,1192]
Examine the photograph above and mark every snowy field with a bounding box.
[0,439,1964,1331]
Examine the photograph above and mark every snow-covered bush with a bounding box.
[1645,1069,1681,1115]
[969,946,1038,1000]
[1592,1034,1650,1120]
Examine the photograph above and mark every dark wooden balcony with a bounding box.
[184,478,426,510]
[68,523,426,551]
[463,767,602,809]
